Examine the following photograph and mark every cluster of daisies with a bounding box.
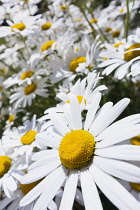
[1,0,140,209]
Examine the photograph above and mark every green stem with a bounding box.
[125,0,130,41]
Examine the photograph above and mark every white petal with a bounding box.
[95,145,140,161]
[80,169,103,210]
[49,111,69,136]
[33,166,67,210]
[95,98,130,139]
[89,102,113,136]
[84,92,101,131]
[21,160,61,184]
[70,96,82,130]
[37,133,61,149]
[59,170,78,210]
[94,156,140,182]
[89,164,140,210]
[32,150,58,161]
[96,124,140,148]
[96,114,140,141]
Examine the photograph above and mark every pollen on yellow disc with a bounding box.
[59,130,95,169]
[11,23,26,31]
[24,83,37,95]
[90,18,98,24]
[75,18,82,22]
[21,130,37,145]
[66,96,86,104]
[124,43,140,61]
[119,8,124,13]
[41,40,55,52]
[20,71,34,80]
[1,68,6,72]
[131,135,140,146]
[113,42,124,48]
[130,182,140,192]
[0,86,3,91]
[105,27,112,32]
[112,30,120,37]
[103,57,108,60]
[8,115,15,123]
[70,57,86,72]
[0,156,12,177]
[59,5,68,10]
[20,180,41,195]
[41,22,52,30]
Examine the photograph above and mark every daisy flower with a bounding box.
[0,140,27,198]
[0,181,57,210]
[20,95,140,210]
[0,13,41,38]
[3,115,47,164]
[9,77,48,108]
[98,37,140,79]
[50,36,101,85]
[56,71,107,110]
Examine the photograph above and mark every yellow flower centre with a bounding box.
[70,57,86,72]
[0,156,12,177]
[20,71,34,80]
[130,182,140,192]
[112,30,120,37]
[1,68,6,72]
[41,40,55,52]
[90,18,98,24]
[0,86,3,91]
[75,18,82,22]
[8,115,15,123]
[113,42,124,48]
[119,8,124,13]
[105,27,112,32]
[20,130,37,145]
[59,130,95,169]
[103,57,108,60]
[20,180,41,195]
[124,43,140,61]
[11,23,26,31]
[131,135,140,146]
[66,96,86,104]
[24,83,37,95]
[41,22,52,30]
[59,5,68,10]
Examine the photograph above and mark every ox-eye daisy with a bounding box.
[0,181,57,210]
[0,140,27,198]
[98,38,140,79]
[3,115,47,164]
[9,77,48,108]
[20,95,140,210]
[56,71,107,110]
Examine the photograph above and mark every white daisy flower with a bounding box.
[9,77,48,108]
[0,140,27,198]
[0,181,57,210]
[0,13,41,38]
[20,95,140,210]
[98,38,140,79]
[3,115,47,164]
[50,37,101,85]
[56,71,107,110]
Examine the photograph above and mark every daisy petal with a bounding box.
[84,92,101,131]
[95,145,140,161]
[21,160,61,184]
[70,96,82,130]
[94,156,140,182]
[89,164,140,210]
[33,166,67,210]
[81,168,103,210]
[59,170,78,210]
